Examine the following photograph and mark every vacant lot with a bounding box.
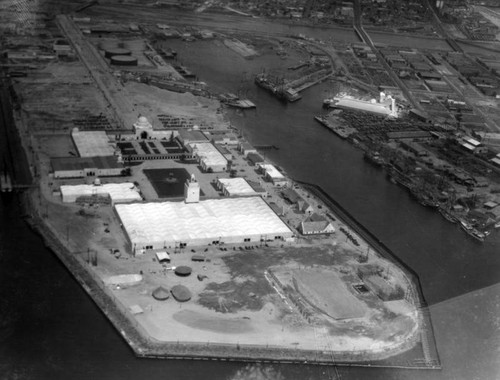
[143,168,205,198]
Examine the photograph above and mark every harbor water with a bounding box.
[1,34,500,380]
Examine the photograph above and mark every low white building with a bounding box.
[258,163,288,187]
[60,182,141,205]
[217,177,259,197]
[114,197,294,253]
[188,142,227,172]
[238,141,257,157]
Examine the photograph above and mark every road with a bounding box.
[352,0,421,110]
[56,14,137,130]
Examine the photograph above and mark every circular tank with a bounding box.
[104,47,131,59]
[110,55,138,66]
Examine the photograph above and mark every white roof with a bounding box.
[155,251,170,261]
[60,183,142,203]
[115,197,293,245]
[464,137,480,146]
[491,157,500,166]
[189,142,227,168]
[259,164,285,180]
[461,142,476,151]
[72,130,115,157]
[218,177,258,196]
[335,98,391,116]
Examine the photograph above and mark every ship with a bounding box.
[460,220,485,242]
[254,73,301,102]
[219,93,256,109]
[323,92,398,117]
[363,151,385,167]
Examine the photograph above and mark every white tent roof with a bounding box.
[115,197,293,245]
[218,177,257,196]
[156,251,170,261]
[259,164,285,180]
[72,130,115,157]
[60,182,142,203]
[189,142,227,168]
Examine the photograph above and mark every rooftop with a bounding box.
[72,130,115,157]
[51,156,123,172]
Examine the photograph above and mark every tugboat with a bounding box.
[363,151,385,167]
[460,220,485,242]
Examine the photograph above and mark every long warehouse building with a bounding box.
[115,197,294,253]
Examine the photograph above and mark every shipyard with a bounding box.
[1,1,500,380]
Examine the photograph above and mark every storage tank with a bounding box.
[104,47,131,59]
[110,55,138,66]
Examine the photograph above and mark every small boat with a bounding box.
[438,208,458,224]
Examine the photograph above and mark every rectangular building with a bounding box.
[115,197,294,252]
[258,163,288,187]
[51,156,124,178]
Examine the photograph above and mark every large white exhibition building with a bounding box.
[115,196,294,253]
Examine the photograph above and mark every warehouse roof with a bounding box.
[115,197,293,245]
[51,156,123,172]
[60,183,142,203]
[218,177,258,196]
[72,130,115,157]
[259,163,285,180]
[189,142,227,168]
[178,129,207,144]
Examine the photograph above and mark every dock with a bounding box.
[314,115,357,139]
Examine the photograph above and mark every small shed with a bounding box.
[192,254,205,262]
[129,304,144,315]
[155,251,171,263]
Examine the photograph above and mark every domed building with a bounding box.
[133,115,153,138]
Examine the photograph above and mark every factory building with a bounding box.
[60,182,141,205]
[115,196,294,253]
[258,163,288,187]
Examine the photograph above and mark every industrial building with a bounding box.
[115,196,294,253]
[51,156,124,178]
[258,163,288,187]
[60,182,141,205]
